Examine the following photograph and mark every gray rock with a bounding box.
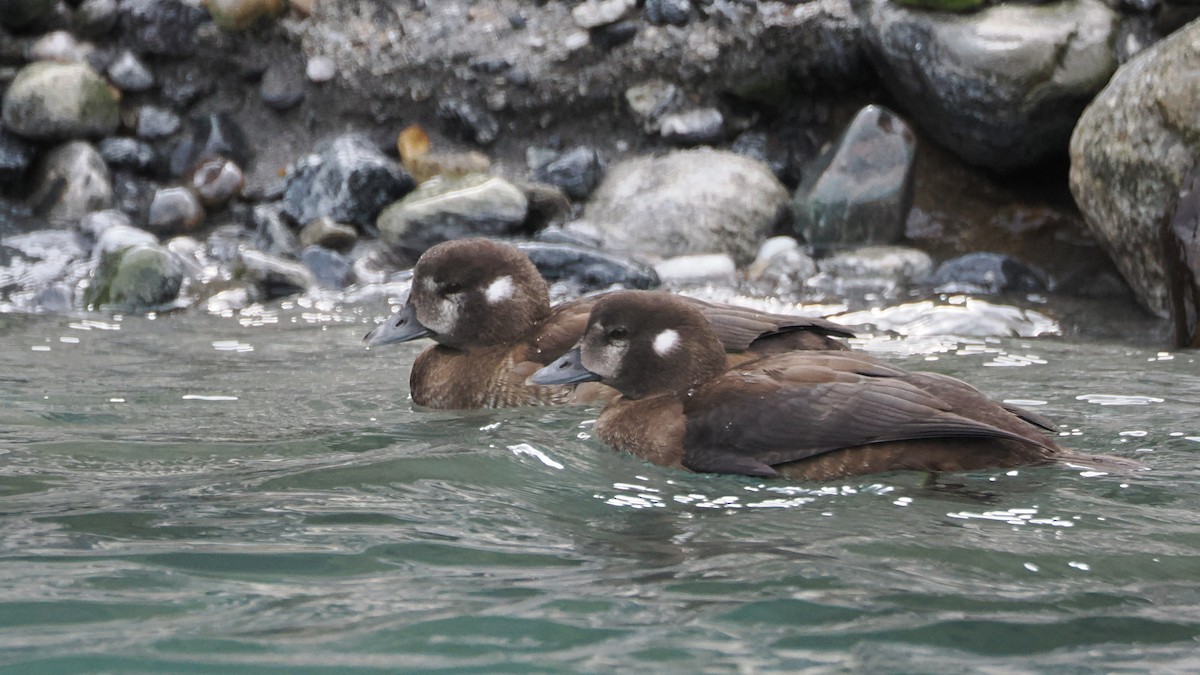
[236,248,316,299]
[29,31,94,63]
[625,80,682,133]
[99,137,159,172]
[831,298,1058,338]
[1,62,121,141]
[92,223,157,261]
[30,142,114,222]
[572,0,635,29]
[135,105,182,140]
[78,209,133,242]
[107,50,155,92]
[436,99,501,146]
[2,228,87,262]
[116,0,209,57]
[582,148,789,265]
[377,173,529,263]
[0,128,35,187]
[646,0,691,26]
[532,146,604,200]
[746,236,818,297]
[1069,21,1200,317]
[809,245,933,299]
[659,108,724,146]
[251,204,299,258]
[169,113,251,177]
[300,245,353,289]
[282,133,414,231]
[298,216,356,252]
[86,242,184,310]
[854,0,1118,170]
[514,240,659,291]
[187,156,244,208]
[0,0,57,28]
[260,63,306,111]
[146,186,204,235]
[655,253,737,287]
[74,0,120,37]
[926,252,1046,295]
[792,104,916,251]
[306,55,336,83]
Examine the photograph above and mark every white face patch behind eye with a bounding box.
[652,329,680,356]
[485,275,514,304]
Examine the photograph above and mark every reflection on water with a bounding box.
[1,305,1199,672]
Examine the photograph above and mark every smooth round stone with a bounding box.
[187,156,244,208]
[532,146,604,200]
[654,254,738,287]
[87,242,185,310]
[107,50,155,92]
[1,62,120,140]
[572,0,635,29]
[169,113,251,177]
[298,216,356,253]
[29,31,94,63]
[78,209,133,241]
[235,249,315,299]
[147,186,205,235]
[300,245,353,289]
[927,252,1046,294]
[660,108,725,145]
[73,0,119,37]
[92,223,158,260]
[260,64,305,111]
[305,56,335,83]
[99,137,158,172]
[116,0,210,57]
[30,142,114,221]
[515,240,660,291]
[645,0,691,26]
[135,105,182,140]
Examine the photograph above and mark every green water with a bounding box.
[1,302,1199,672]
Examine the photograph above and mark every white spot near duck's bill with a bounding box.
[653,329,680,356]
[485,275,514,304]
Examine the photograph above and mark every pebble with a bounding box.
[235,249,315,299]
[660,107,724,145]
[169,113,251,177]
[260,63,305,111]
[135,105,182,139]
[572,0,635,29]
[116,0,209,57]
[645,0,691,25]
[99,137,158,172]
[147,186,205,235]
[107,50,155,92]
[299,216,357,253]
[305,55,335,83]
[436,99,501,146]
[187,156,244,208]
[29,31,93,63]
[73,0,119,38]
[533,146,604,200]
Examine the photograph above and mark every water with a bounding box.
[2,301,1200,672]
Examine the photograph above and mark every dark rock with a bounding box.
[377,173,529,263]
[115,0,209,57]
[135,105,181,140]
[160,67,215,108]
[109,170,156,216]
[926,253,1047,295]
[1163,166,1200,348]
[591,20,637,50]
[730,131,798,185]
[99,137,158,172]
[298,216,356,252]
[300,245,352,289]
[282,133,414,232]
[792,104,916,251]
[645,0,691,26]
[515,240,659,291]
[468,56,511,75]
[235,248,314,299]
[0,128,35,188]
[74,0,120,37]
[107,50,154,92]
[251,202,298,257]
[659,108,724,145]
[169,113,251,177]
[30,142,113,222]
[436,99,500,146]
[146,186,204,235]
[532,146,603,200]
[2,62,120,140]
[86,241,184,310]
[259,63,305,111]
[533,226,602,249]
[187,156,243,208]
[0,0,58,28]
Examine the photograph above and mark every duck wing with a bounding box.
[680,353,1055,478]
[525,296,602,366]
[683,297,856,353]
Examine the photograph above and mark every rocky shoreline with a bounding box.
[2,0,1197,344]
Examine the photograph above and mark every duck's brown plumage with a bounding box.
[533,291,1075,480]
[366,238,855,410]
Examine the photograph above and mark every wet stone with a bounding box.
[146,186,204,235]
[515,240,659,291]
[236,248,315,299]
[260,63,305,111]
[746,236,818,297]
[30,141,113,222]
[305,55,335,83]
[655,253,737,287]
[160,68,215,108]
[206,223,249,263]
[591,20,638,50]
[0,129,35,187]
[436,99,500,146]
[91,242,184,310]
[298,216,356,253]
[251,203,299,258]
[77,208,132,241]
[170,113,251,177]
[1,61,120,140]
[74,0,120,37]
[572,0,635,29]
[187,156,243,208]
[532,146,604,201]
[300,245,353,289]
[107,50,154,92]
[809,245,933,299]
[99,137,158,172]
[29,31,93,63]
[283,133,414,231]
[135,105,181,140]
[116,0,209,57]
[660,108,724,145]
[645,0,691,26]
[92,223,157,261]
[926,252,1047,295]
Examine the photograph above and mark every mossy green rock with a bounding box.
[2,62,120,140]
[87,244,184,310]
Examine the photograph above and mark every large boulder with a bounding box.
[580,148,789,265]
[283,134,415,232]
[86,242,185,310]
[30,142,114,222]
[1,62,121,141]
[1069,21,1200,317]
[854,0,1119,170]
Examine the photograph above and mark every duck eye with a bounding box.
[607,327,628,341]
[442,282,463,294]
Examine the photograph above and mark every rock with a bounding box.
[298,216,356,252]
[645,0,691,26]
[283,133,414,232]
[809,245,933,299]
[0,129,35,187]
[30,142,113,222]
[591,20,639,50]
[146,186,204,235]
[187,156,243,208]
[235,248,315,299]
[206,223,249,262]
[299,245,353,289]
[305,56,335,83]
[251,203,298,258]
[514,240,659,291]
[436,99,500,146]
[77,209,132,242]
[86,242,184,310]
[116,0,209,57]
[1,62,120,141]
[92,223,157,261]
[792,104,916,251]
[655,254,737,287]
[625,80,682,133]
[532,146,603,200]
[731,131,799,186]
[160,67,215,108]
[582,148,789,265]
[99,138,158,172]
[1163,166,1200,348]
[659,108,724,146]
[2,228,86,262]
[135,105,181,140]
[1069,21,1200,317]
[831,297,1058,338]
[169,113,251,177]
[746,236,818,297]
[377,173,529,263]
[29,31,94,63]
[926,252,1046,295]
[854,0,1119,170]
[203,0,285,30]
[74,0,120,37]
[259,63,305,111]
[572,0,634,29]
[0,0,57,28]
[107,50,154,92]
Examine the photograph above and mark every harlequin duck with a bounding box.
[364,238,855,409]
[531,291,1091,480]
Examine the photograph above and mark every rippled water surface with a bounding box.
[2,302,1199,672]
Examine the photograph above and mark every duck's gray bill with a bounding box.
[363,303,433,346]
[530,347,601,385]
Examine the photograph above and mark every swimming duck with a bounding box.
[364,238,855,409]
[531,291,1076,480]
